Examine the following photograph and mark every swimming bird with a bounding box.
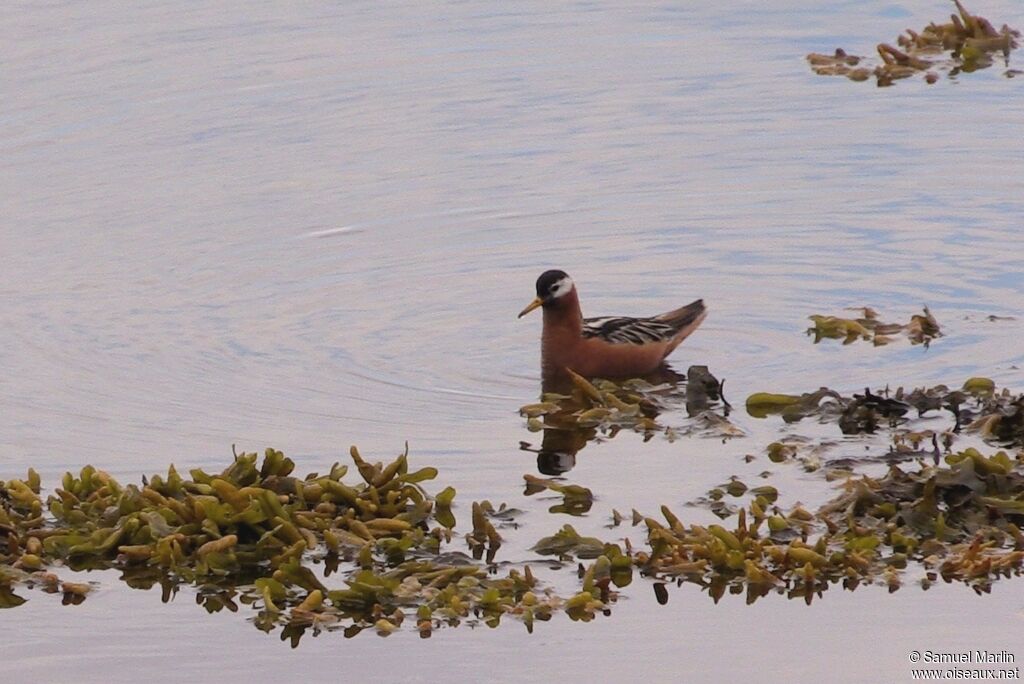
[518,270,707,379]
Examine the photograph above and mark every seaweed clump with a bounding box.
[635,448,1024,604]
[806,307,941,346]
[5,439,1024,633]
[807,0,1020,86]
[745,378,1024,442]
[746,386,911,433]
[524,475,594,516]
[520,366,737,444]
[0,447,612,641]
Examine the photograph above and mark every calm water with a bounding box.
[3,1,1024,681]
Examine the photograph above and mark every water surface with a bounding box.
[3,1,1024,682]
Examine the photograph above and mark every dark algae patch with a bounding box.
[807,1,1020,86]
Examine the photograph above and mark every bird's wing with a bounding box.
[582,316,678,344]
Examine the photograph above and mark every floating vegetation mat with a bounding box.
[0,447,625,641]
[806,307,941,346]
[7,371,1024,640]
[4,440,1024,636]
[807,1,1021,86]
[638,448,1024,604]
[745,377,1024,442]
[520,366,739,445]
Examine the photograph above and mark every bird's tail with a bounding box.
[657,299,707,347]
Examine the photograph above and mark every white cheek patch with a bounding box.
[550,277,574,299]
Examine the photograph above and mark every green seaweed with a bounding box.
[0,447,615,640]
[523,475,594,516]
[519,366,736,462]
[7,373,1024,641]
[746,378,1024,448]
[636,447,1024,604]
[806,307,941,346]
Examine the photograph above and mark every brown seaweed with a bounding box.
[807,307,941,347]
[807,1,1020,86]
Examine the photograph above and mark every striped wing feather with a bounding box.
[582,316,677,344]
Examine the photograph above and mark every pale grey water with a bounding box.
[3,1,1024,682]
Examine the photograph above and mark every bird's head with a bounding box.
[518,270,575,318]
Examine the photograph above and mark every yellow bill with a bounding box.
[518,296,543,318]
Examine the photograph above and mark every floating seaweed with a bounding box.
[522,369,672,433]
[806,307,941,346]
[7,374,1024,639]
[695,479,781,519]
[519,366,736,475]
[807,1,1020,86]
[747,378,1024,447]
[0,447,614,640]
[523,475,594,516]
[763,439,833,472]
[635,447,1024,604]
[746,388,844,421]
[531,524,616,560]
